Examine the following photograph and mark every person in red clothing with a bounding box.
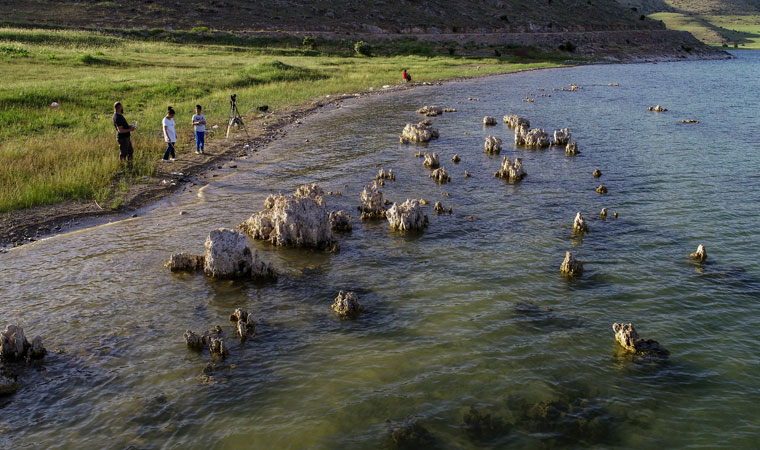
[402,69,412,83]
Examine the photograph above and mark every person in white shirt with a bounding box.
[162,106,177,162]
[192,104,206,154]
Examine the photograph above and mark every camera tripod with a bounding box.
[226,94,249,138]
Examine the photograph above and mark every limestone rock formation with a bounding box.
[329,210,353,232]
[416,105,443,117]
[423,152,440,169]
[593,169,602,178]
[690,244,707,262]
[443,108,457,113]
[503,114,530,129]
[560,251,583,277]
[430,167,451,184]
[359,182,386,220]
[376,168,395,181]
[332,291,363,318]
[596,185,608,194]
[164,252,205,272]
[600,208,608,219]
[612,322,669,357]
[484,136,502,153]
[451,154,461,163]
[204,228,255,278]
[29,336,46,359]
[240,183,336,251]
[209,337,229,358]
[483,116,497,126]
[1,324,45,361]
[494,156,526,181]
[648,105,668,112]
[566,141,580,155]
[515,126,551,148]
[184,330,206,350]
[400,120,439,143]
[553,128,571,146]
[387,199,429,231]
[434,202,452,214]
[573,212,589,233]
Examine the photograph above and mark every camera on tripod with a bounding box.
[230,93,237,104]
[226,93,248,139]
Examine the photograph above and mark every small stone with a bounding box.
[429,167,451,184]
[596,185,608,194]
[560,251,583,277]
[614,211,618,218]
[593,169,602,178]
[332,291,362,318]
[600,208,608,219]
[0,375,19,396]
[573,212,589,233]
[451,154,461,163]
[690,244,707,262]
[422,153,440,169]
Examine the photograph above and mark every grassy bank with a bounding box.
[650,12,760,49]
[0,27,570,212]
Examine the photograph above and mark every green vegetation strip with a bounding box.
[0,27,569,212]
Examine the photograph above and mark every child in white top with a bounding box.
[192,104,206,154]
[162,106,176,162]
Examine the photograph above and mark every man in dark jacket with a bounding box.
[113,102,136,162]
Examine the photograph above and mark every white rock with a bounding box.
[416,105,443,117]
[503,114,530,129]
[0,325,28,360]
[494,156,526,181]
[329,210,353,231]
[566,141,580,155]
[164,252,205,272]
[423,152,440,169]
[515,126,550,148]
[690,244,707,262]
[203,228,255,278]
[400,121,439,143]
[387,199,429,231]
[359,181,386,220]
[429,166,451,184]
[484,136,502,153]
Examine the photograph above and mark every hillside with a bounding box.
[617,0,760,15]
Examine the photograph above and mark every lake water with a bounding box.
[2,52,760,449]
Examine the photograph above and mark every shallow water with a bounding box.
[2,52,760,449]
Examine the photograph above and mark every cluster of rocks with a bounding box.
[494,156,526,181]
[414,105,456,117]
[483,116,497,126]
[387,199,429,231]
[553,128,571,146]
[573,212,589,233]
[1,325,47,396]
[429,167,451,184]
[184,308,258,360]
[560,251,583,277]
[434,202,452,215]
[376,168,395,182]
[515,126,550,148]
[612,322,669,357]
[648,105,668,112]
[503,114,530,129]
[399,120,439,144]
[331,291,363,318]
[359,181,387,220]
[484,136,502,153]
[566,141,580,155]
[239,183,337,251]
[422,152,440,169]
[166,228,277,280]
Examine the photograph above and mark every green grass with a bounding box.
[651,12,760,49]
[0,27,569,212]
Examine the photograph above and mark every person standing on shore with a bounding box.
[113,102,135,163]
[402,69,411,83]
[192,104,206,155]
[162,106,177,162]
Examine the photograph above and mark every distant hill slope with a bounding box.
[617,0,760,15]
[2,0,663,33]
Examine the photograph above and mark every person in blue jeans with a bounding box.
[192,104,206,154]
[162,106,176,162]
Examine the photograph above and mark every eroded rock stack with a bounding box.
[359,181,386,220]
[690,244,707,262]
[387,199,429,231]
[329,210,353,232]
[515,126,551,148]
[484,136,502,153]
[566,141,580,155]
[423,152,440,169]
[400,120,439,144]
[240,183,336,251]
[560,251,583,277]
[648,105,668,112]
[430,167,451,184]
[503,114,530,129]
[376,168,395,181]
[612,322,669,357]
[229,308,256,339]
[494,156,526,181]
[332,291,363,318]
[596,185,608,194]
[573,212,589,233]
[553,128,571,146]
[1,325,45,361]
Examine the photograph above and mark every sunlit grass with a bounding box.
[651,12,760,49]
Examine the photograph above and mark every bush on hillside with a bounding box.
[354,40,371,56]
[558,41,576,52]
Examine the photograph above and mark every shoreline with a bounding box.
[0,51,731,251]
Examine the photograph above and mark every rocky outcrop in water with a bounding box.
[208,337,229,358]
[165,252,205,272]
[376,168,395,181]
[387,199,429,231]
[648,105,668,112]
[240,184,336,251]
[416,105,443,117]
[359,182,386,220]
[430,167,451,184]
[184,330,207,350]
[451,154,461,163]
[1,324,45,361]
[484,136,502,153]
[388,416,436,449]
[560,251,583,277]
[434,202,452,215]
[483,116,497,126]
[329,210,353,232]
[596,185,608,194]
[422,152,440,169]
[593,169,602,178]
[553,128,571,146]
[690,244,707,262]
[494,156,526,181]
[503,114,530,129]
[573,212,589,233]
[600,208,608,219]
[332,291,363,318]
[565,141,580,155]
[400,120,439,144]
[515,126,551,148]
[612,322,669,357]
[229,308,256,339]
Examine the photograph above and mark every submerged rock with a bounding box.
[566,141,580,155]
[433,202,452,215]
[503,114,530,129]
[600,208,608,219]
[400,120,439,143]
[573,212,589,233]
[422,152,440,169]
[593,168,603,178]
[164,252,205,272]
[560,251,583,277]
[596,185,608,194]
[376,168,395,181]
[388,416,436,449]
[329,210,353,232]
[29,336,46,359]
[0,375,19,396]
[359,182,386,220]
[612,322,669,357]
[648,105,668,112]
[387,199,429,231]
[451,154,461,163]
[332,291,363,318]
[429,167,451,184]
[463,406,511,440]
[416,105,443,117]
[184,330,206,350]
[690,244,707,262]
[515,126,550,148]
[553,128,571,146]
[208,337,229,358]
[240,183,336,251]
[484,136,502,153]
[494,156,526,181]
[483,116,497,126]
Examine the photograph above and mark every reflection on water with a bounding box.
[2,52,760,448]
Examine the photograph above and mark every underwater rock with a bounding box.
[329,210,353,232]
[566,141,580,155]
[648,105,668,112]
[416,105,443,116]
[690,244,707,262]
[484,136,502,153]
[376,168,395,181]
[400,120,439,143]
[680,119,699,124]
[229,308,248,323]
[465,170,471,178]
[612,322,669,357]
[503,114,530,129]
[29,336,46,359]
[429,167,451,184]
[483,116,497,126]
[0,375,18,396]
[184,330,206,350]
[433,201,452,215]
[387,199,429,231]
[596,185,608,194]
[332,291,363,318]
[593,168,602,178]
[443,107,457,112]
[388,416,436,449]
[240,183,336,251]
[463,406,510,439]
[208,337,229,358]
[573,212,589,233]
[614,211,619,218]
[422,152,440,169]
[451,154,461,163]
[359,182,386,220]
[553,128,571,146]
[600,208,608,219]
[164,252,205,272]
[494,156,526,181]
[560,251,583,277]
[515,126,550,148]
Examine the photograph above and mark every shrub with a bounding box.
[640,14,646,20]
[190,26,209,33]
[303,36,316,50]
[0,46,29,58]
[354,40,371,56]
[558,41,576,52]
